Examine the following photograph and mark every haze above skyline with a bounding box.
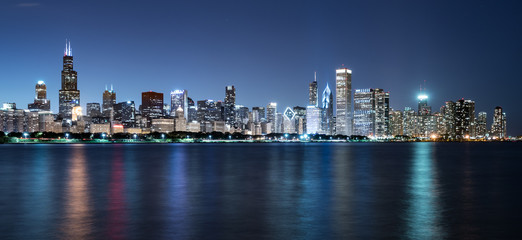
[1,0,521,135]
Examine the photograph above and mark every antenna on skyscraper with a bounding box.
[105,85,108,91]
[111,84,113,91]
[314,71,317,82]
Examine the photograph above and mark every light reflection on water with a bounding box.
[405,142,444,239]
[0,143,520,239]
[61,145,92,239]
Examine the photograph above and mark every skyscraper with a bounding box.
[58,40,80,120]
[491,106,507,138]
[353,89,374,136]
[335,67,352,136]
[28,81,50,111]
[141,91,164,127]
[113,101,136,128]
[321,83,334,135]
[170,90,188,119]
[476,111,487,138]
[224,86,236,126]
[266,102,277,132]
[455,99,475,138]
[373,89,390,137]
[102,85,116,118]
[86,103,101,117]
[417,94,431,115]
[389,109,403,136]
[252,107,265,122]
[306,106,321,134]
[309,72,318,107]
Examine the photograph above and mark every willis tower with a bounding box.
[58,40,80,122]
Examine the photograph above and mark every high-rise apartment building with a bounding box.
[455,99,475,138]
[491,106,507,138]
[476,112,487,138]
[335,68,352,136]
[389,109,403,136]
[58,40,80,120]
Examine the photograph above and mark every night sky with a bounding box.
[1,0,521,135]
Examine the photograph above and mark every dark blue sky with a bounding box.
[1,0,521,135]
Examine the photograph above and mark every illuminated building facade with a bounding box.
[476,112,487,138]
[102,86,116,118]
[309,72,318,107]
[283,107,295,133]
[141,91,164,127]
[58,40,80,120]
[266,102,277,132]
[373,89,390,137]
[113,101,136,128]
[353,89,374,136]
[335,68,352,136]
[306,106,321,134]
[224,86,236,126]
[491,106,507,138]
[28,81,50,111]
[293,106,306,134]
[197,100,221,122]
[170,89,188,119]
[321,83,334,135]
[86,103,101,117]
[455,99,475,138]
[389,109,403,136]
[252,107,265,122]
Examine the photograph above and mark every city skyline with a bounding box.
[1,0,521,135]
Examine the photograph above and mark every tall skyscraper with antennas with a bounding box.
[58,40,80,120]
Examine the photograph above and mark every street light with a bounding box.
[23,133,29,139]
[102,133,106,139]
[65,133,69,139]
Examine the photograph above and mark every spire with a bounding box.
[314,71,317,82]
[111,84,113,92]
[105,85,108,91]
[64,39,72,56]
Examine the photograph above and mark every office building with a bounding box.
[141,91,164,127]
[113,101,136,128]
[353,89,374,136]
[28,81,50,111]
[102,86,116,118]
[306,106,322,134]
[224,86,236,126]
[58,40,80,120]
[309,72,318,107]
[476,112,487,138]
[86,103,101,117]
[321,83,334,135]
[335,68,352,136]
[170,90,188,119]
[373,89,390,137]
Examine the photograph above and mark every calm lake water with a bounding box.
[0,143,520,239]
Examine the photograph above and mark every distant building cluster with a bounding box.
[0,41,508,140]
